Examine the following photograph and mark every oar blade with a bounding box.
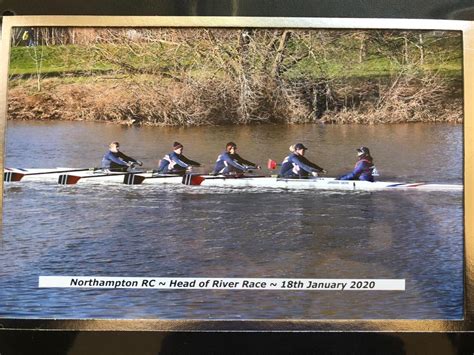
[267,159,277,170]
[4,172,25,182]
[182,173,205,186]
[123,173,146,185]
[58,174,82,185]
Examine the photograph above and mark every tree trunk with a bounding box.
[359,33,367,63]
[271,30,291,79]
[403,35,409,64]
[419,34,424,65]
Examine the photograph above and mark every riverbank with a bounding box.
[8,74,463,126]
[8,29,463,125]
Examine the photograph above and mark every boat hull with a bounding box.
[191,176,463,191]
[3,169,463,192]
[61,172,464,192]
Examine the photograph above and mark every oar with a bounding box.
[182,173,206,186]
[182,173,268,186]
[4,168,98,182]
[58,170,147,185]
[267,159,280,170]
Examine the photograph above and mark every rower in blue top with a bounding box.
[336,146,375,182]
[279,143,326,178]
[101,141,143,172]
[157,142,201,174]
[213,142,261,175]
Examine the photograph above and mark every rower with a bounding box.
[336,146,375,182]
[212,142,261,175]
[157,142,201,174]
[101,141,143,172]
[279,143,326,178]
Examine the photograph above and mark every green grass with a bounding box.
[9,45,116,75]
[9,38,462,81]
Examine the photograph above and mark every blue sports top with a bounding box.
[279,153,324,177]
[338,159,374,182]
[158,152,201,173]
[213,152,257,174]
[101,151,137,170]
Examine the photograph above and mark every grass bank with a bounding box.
[8,29,463,125]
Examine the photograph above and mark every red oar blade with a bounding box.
[267,159,278,170]
[4,172,25,182]
[123,174,146,185]
[182,173,205,186]
[58,174,82,185]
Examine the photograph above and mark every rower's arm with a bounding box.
[299,156,325,172]
[234,154,257,168]
[117,151,137,164]
[224,154,247,170]
[105,152,129,166]
[168,153,190,169]
[180,155,201,167]
[293,156,323,173]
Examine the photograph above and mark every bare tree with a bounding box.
[8,27,462,125]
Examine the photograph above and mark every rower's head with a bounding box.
[294,143,307,156]
[109,141,120,152]
[226,142,237,153]
[356,146,370,157]
[289,144,296,153]
[173,141,184,153]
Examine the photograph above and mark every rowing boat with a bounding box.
[3,168,463,192]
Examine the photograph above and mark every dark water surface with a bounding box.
[0,121,463,319]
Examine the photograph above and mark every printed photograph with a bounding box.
[0,25,464,320]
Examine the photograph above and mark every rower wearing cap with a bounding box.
[213,142,261,175]
[337,146,375,182]
[279,143,326,178]
[101,141,143,172]
[157,142,201,174]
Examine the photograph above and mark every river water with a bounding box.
[0,121,463,320]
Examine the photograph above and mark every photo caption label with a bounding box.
[39,276,405,291]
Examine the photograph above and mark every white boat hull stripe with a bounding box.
[3,169,463,192]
